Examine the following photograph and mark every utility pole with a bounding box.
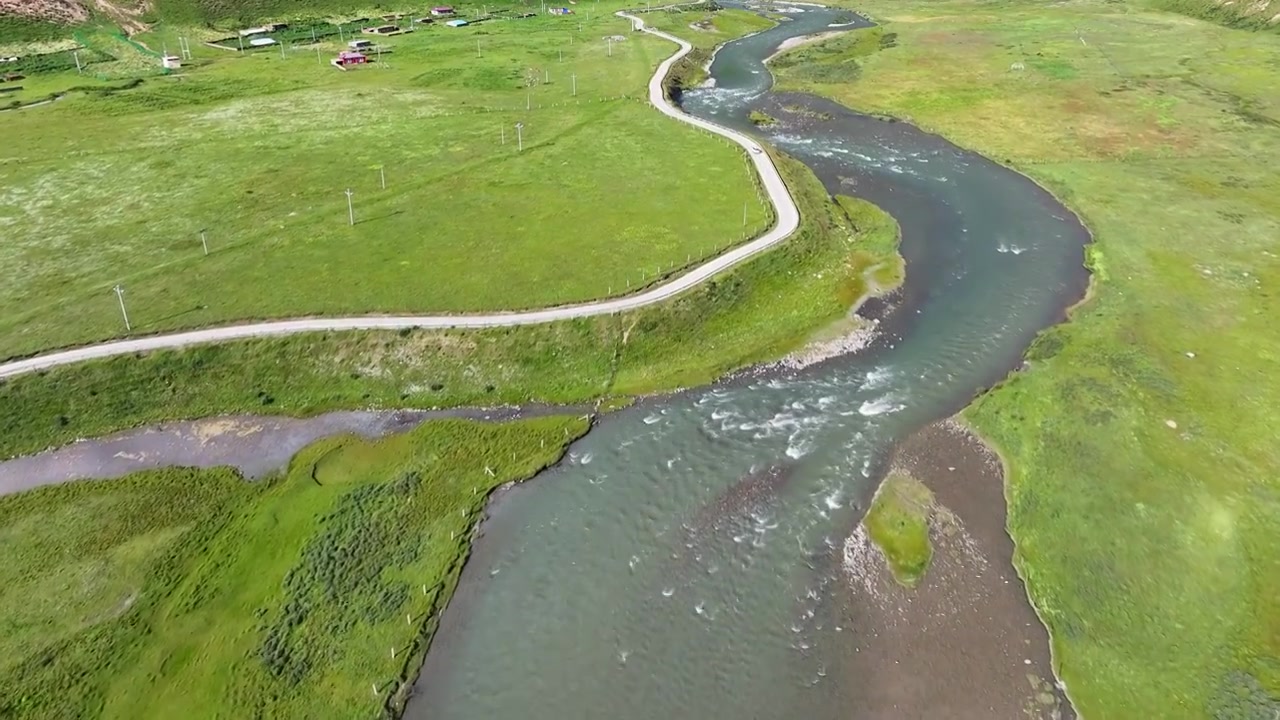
[607,37,612,57]
[516,122,524,152]
[544,68,549,83]
[316,45,322,64]
[501,125,505,144]
[280,41,286,60]
[112,285,131,331]
[74,50,82,73]
[238,34,244,51]
[559,49,562,62]
[572,73,576,96]
[344,188,355,225]
[200,229,209,255]
[526,92,531,110]
[476,39,481,58]
[379,166,386,190]
[743,202,747,227]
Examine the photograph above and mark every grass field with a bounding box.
[0,415,588,719]
[0,150,901,460]
[774,1,1280,717]
[0,5,774,358]
[862,471,933,588]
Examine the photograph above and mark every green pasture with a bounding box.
[863,472,933,588]
[0,5,772,358]
[0,151,902,460]
[776,1,1280,716]
[642,4,775,49]
[0,415,588,719]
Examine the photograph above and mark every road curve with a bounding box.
[0,15,799,380]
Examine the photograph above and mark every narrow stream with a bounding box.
[404,5,1089,718]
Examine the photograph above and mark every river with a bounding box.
[403,4,1089,719]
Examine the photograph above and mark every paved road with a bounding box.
[0,15,799,380]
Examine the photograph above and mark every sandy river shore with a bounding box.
[837,418,1074,719]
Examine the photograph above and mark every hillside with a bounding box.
[1154,0,1280,31]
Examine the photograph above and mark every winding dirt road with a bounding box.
[0,13,799,381]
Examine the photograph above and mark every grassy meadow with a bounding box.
[774,1,1280,717]
[862,472,933,588]
[0,150,902,460]
[0,415,588,719]
[0,5,774,358]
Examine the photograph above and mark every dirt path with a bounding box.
[837,418,1073,719]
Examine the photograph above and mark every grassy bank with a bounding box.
[0,5,772,358]
[863,472,933,588]
[0,415,588,719]
[0,151,901,460]
[774,1,1280,716]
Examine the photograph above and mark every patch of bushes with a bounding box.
[259,471,425,685]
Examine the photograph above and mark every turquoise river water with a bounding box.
[405,5,1090,718]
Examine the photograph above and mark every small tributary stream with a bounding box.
[403,5,1090,718]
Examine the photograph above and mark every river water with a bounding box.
[404,5,1089,719]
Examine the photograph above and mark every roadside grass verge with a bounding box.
[775,0,1280,716]
[0,6,771,358]
[862,471,933,588]
[0,415,588,720]
[0,151,902,460]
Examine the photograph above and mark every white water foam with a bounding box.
[858,396,903,416]
[863,366,895,390]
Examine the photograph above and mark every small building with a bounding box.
[336,51,368,65]
[161,55,182,69]
[348,39,374,50]
[548,7,573,14]
[249,37,276,47]
[445,19,468,27]
[363,24,399,35]
[430,6,455,16]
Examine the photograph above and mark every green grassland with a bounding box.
[643,3,776,50]
[862,471,933,588]
[0,5,774,359]
[0,415,588,719]
[0,150,902,460]
[774,1,1279,717]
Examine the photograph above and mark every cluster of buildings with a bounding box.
[330,4,577,69]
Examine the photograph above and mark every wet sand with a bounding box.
[838,418,1072,719]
